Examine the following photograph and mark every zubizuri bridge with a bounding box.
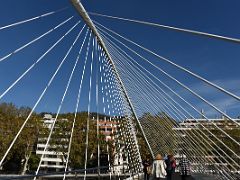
[0,0,239,179]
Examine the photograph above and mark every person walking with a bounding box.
[151,154,167,179]
[143,157,151,180]
[179,156,191,180]
[165,154,176,180]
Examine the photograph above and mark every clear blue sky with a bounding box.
[0,0,240,118]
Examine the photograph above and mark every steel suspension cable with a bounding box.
[99,47,143,174]
[70,2,151,167]
[105,69,135,177]
[104,35,240,170]
[107,36,236,179]
[109,87,139,174]
[99,62,144,175]
[99,51,117,178]
[109,46,240,179]
[113,71,233,178]
[97,26,240,148]
[110,51,207,162]
[95,40,101,177]
[99,59,112,179]
[63,28,89,180]
[0,21,81,168]
[65,29,92,179]
[96,41,120,177]
[100,48,134,176]
[106,38,240,168]
[132,94,235,178]
[0,7,69,30]
[94,20,240,102]
[103,33,228,133]
[111,88,147,174]
[34,24,85,179]
[83,33,94,180]
[0,16,75,62]
[131,94,215,170]
[105,38,239,176]
[113,50,240,171]
[0,17,75,100]
[90,12,240,44]
[105,40,182,120]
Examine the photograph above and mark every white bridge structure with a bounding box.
[0,0,240,180]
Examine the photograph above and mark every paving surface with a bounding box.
[0,173,223,180]
[140,172,221,180]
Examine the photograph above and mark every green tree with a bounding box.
[0,103,41,174]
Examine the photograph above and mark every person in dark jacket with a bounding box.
[143,157,151,180]
[165,154,176,180]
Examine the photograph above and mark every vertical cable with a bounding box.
[84,34,94,180]
[96,38,101,178]
[63,28,89,180]
[34,23,85,179]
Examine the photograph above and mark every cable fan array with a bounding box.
[0,1,240,180]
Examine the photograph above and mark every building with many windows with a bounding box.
[36,114,69,172]
[98,118,117,141]
[174,116,240,173]
[97,117,129,173]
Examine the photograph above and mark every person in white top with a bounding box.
[151,154,167,179]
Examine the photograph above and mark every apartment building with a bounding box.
[97,117,129,173]
[174,117,240,173]
[36,114,69,172]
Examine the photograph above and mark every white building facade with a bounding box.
[36,114,68,172]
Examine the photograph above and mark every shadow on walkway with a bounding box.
[172,172,194,180]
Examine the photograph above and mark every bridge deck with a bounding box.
[0,172,221,180]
